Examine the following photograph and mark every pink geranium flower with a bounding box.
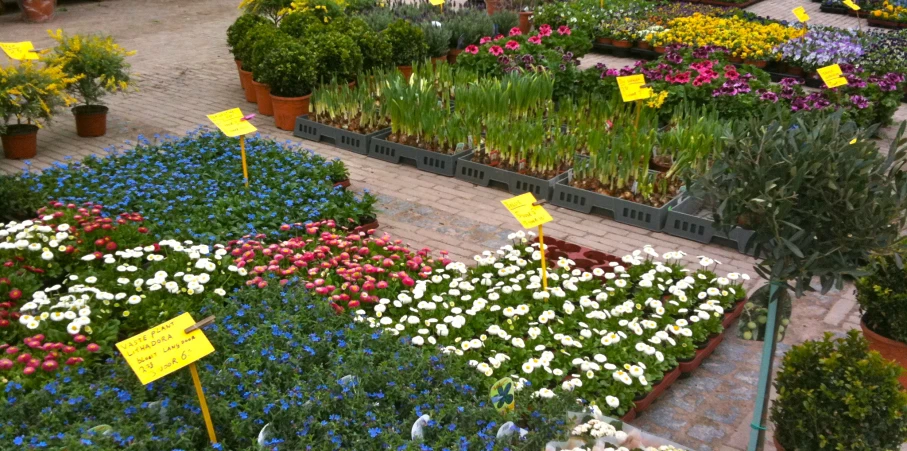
[465,44,479,54]
[528,35,542,44]
[494,34,505,40]
[557,25,571,35]
[539,24,552,37]
[489,45,504,56]
[479,36,492,44]
[509,27,522,36]
[505,40,520,51]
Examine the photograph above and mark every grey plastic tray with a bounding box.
[367,130,471,177]
[294,115,389,155]
[551,170,680,232]
[664,195,756,255]
[454,151,560,199]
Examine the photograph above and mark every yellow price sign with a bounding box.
[817,64,848,88]
[429,0,444,5]
[116,313,215,385]
[792,6,810,22]
[0,42,39,60]
[207,108,257,138]
[843,0,860,10]
[501,192,553,229]
[617,74,651,102]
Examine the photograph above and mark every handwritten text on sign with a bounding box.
[617,74,652,102]
[817,64,848,88]
[207,108,258,138]
[0,42,39,60]
[501,193,553,229]
[116,313,215,385]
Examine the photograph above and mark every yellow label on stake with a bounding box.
[0,42,39,60]
[501,192,553,229]
[792,6,810,22]
[843,0,860,10]
[850,138,858,144]
[429,0,444,5]
[207,108,258,137]
[617,74,651,102]
[116,313,216,385]
[490,377,516,413]
[817,64,848,88]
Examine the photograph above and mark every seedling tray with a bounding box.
[367,130,471,177]
[455,151,561,200]
[294,115,389,155]
[663,194,755,255]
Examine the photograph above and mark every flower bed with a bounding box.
[17,130,376,242]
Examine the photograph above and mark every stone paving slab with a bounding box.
[2,1,905,449]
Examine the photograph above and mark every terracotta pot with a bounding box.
[19,0,55,23]
[744,59,768,68]
[270,93,310,131]
[722,297,747,329]
[788,66,804,76]
[773,432,786,451]
[729,56,743,63]
[679,332,725,373]
[1,124,39,160]
[353,218,379,234]
[238,69,256,103]
[612,40,633,48]
[334,179,351,189]
[654,46,667,53]
[595,37,613,45]
[634,366,681,412]
[251,80,274,116]
[637,41,651,50]
[518,11,533,34]
[397,65,413,81]
[235,60,245,90]
[620,408,637,423]
[485,0,501,15]
[72,105,109,138]
[447,48,463,65]
[431,54,448,67]
[862,318,907,388]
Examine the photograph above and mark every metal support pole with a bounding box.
[748,282,781,451]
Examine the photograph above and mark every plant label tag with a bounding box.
[429,0,444,5]
[207,108,258,137]
[850,138,858,144]
[843,0,860,10]
[502,192,553,229]
[617,74,650,102]
[792,6,810,22]
[817,64,848,88]
[116,313,215,385]
[0,42,39,60]
[490,377,515,413]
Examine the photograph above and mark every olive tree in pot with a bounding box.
[383,19,428,80]
[258,37,318,131]
[44,31,136,138]
[855,252,907,388]
[770,331,907,451]
[688,111,907,449]
[227,13,269,91]
[0,62,77,159]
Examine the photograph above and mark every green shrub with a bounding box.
[0,174,43,222]
[226,13,268,60]
[856,254,907,344]
[446,10,494,49]
[307,31,364,83]
[491,10,519,34]
[771,330,907,450]
[383,19,428,66]
[245,23,289,82]
[279,10,323,38]
[359,7,396,31]
[421,23,452,58]
[346,17,393,69]
[259,37,318,97]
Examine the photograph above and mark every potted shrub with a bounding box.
[344,17,393,71]
[689,112,907,446]
[383,19,428,80]
[16,0,55,23]
[490,10,519,34]
[226,13,269,90]
[246,24,288,116]
[514,0,537,34]
[445,12,494,64]
[421,23,452,65]
[856,253,907,388]
[0,62,77,159]
[259,38,318,131]
[238,0,293,24]
[308,31,364,84]
[770,331,907,451]
[44,31,136,138]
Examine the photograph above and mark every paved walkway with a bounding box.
[1,1,905,450]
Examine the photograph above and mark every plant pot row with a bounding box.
[867,17,907,29]
[2,105,111,159]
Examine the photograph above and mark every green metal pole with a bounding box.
[747,282,781,451]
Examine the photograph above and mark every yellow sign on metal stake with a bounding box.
[116,313,218,444]
[792,6,810,22]
[617,74,652,102]
[817,64,848,88]
[208,108,256,188]
[0,42,39,60]
[502,193,553,291]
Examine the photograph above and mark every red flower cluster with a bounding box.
[0,334,98,376]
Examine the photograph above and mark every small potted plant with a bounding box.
[383,19,428,80]
[44,31,136,138]
[16,0,55,23]
[308,31,364,84]
[246,24,289,116]
[770,331,907,451]
[0,61,77,159]
[421,23,452,65]
[227,13,269,90]
[259,37,318,131]
[856,253,907,388]
[446,12,495,64]
[514,0,537,34]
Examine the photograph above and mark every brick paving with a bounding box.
[1,1,906,449]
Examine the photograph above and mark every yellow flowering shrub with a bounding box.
[647,14,806,60]
[43,30,136,105]
[871,1,907,21]
[0,61,79,131]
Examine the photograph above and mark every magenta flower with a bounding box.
[464,45,479,54]
[509,27,522,36]
[528,35,542,44]
[480,36,492,44]
[539,24,552,37]
[505,40,520,51]
[494,34,505,40]
[489,45,504,56]
[850,95,870,109]
[557,25,571,35]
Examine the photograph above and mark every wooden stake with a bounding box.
[189,362,218,444]
[239,134,249,188]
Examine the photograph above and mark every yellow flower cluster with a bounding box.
[647,14,807,60]
[646,90,669,109]
[871,1,907,21]
[0,61,79,124]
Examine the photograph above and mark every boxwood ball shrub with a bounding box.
[20,130,375,242]
[383,19,428,67]
[856,254,907,344]
[770,331,907,450]
[226,13,269,63]
[0,283,577,450]
[259,36,318,98]
[308,30,364,83]
[245,23,290,83]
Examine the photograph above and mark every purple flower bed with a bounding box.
[775,26,865,72]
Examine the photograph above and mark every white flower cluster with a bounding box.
[0,218,74,261]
